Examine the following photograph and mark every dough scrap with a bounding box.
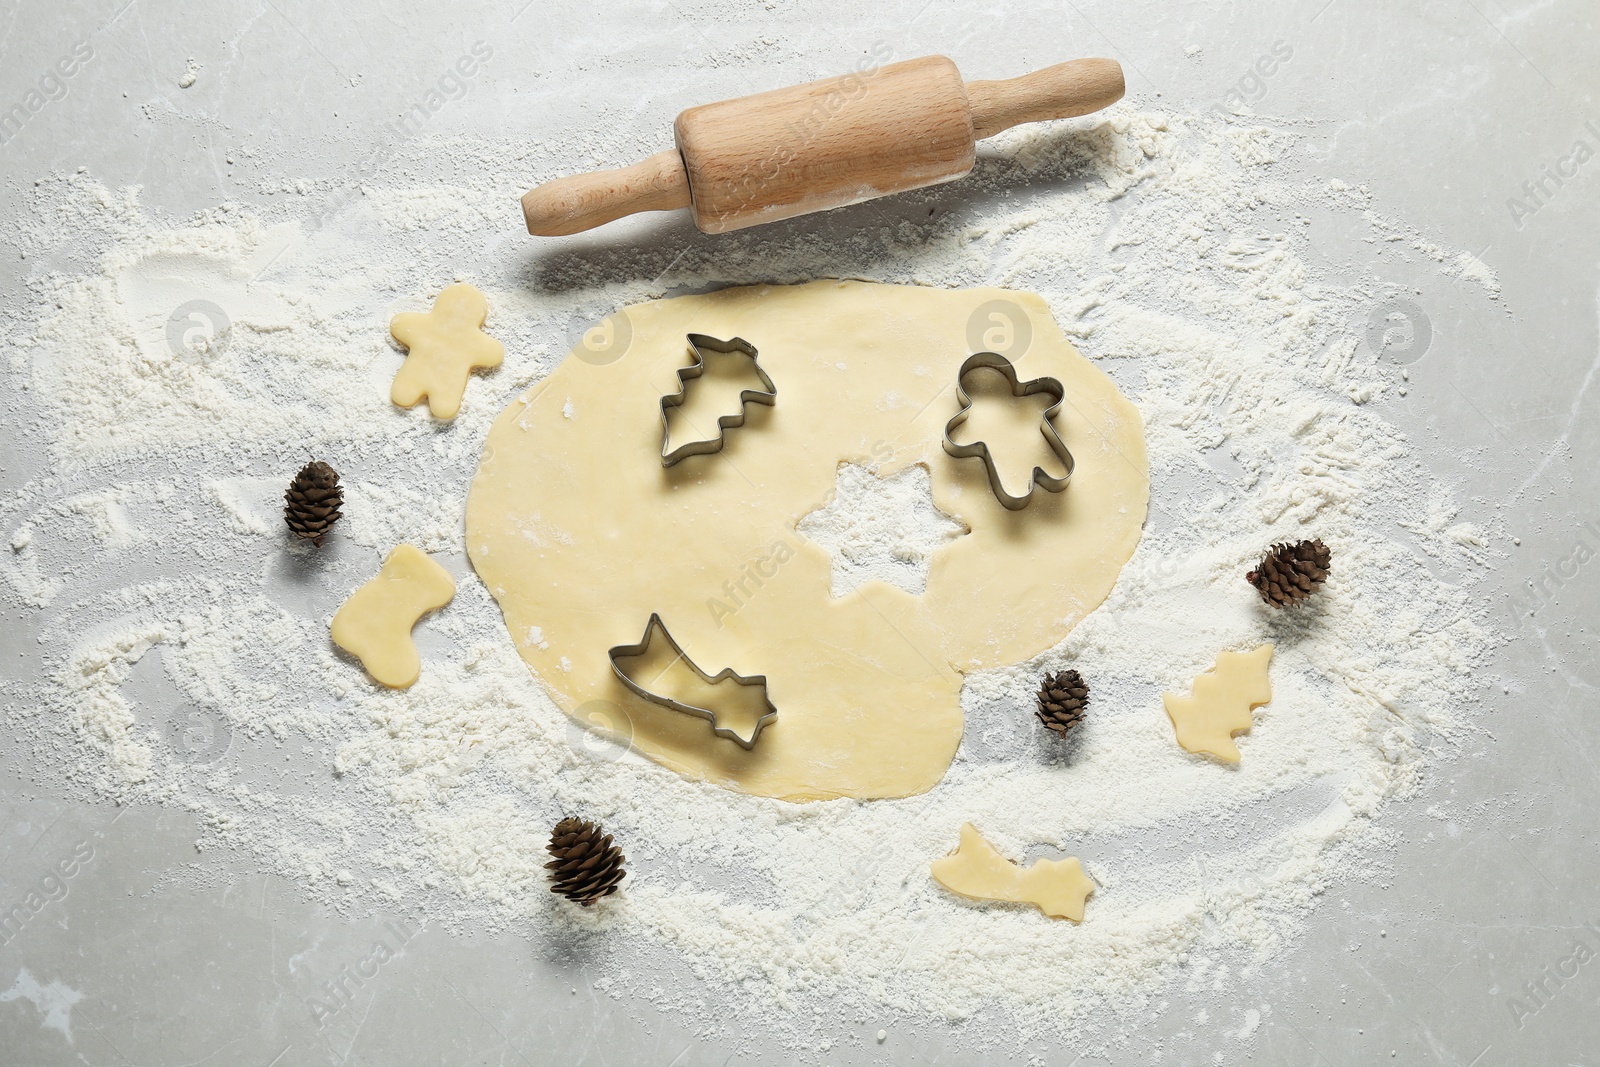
[931,822,1095,922]
[1162,644,1275,762]
[331,544,456,688]
[390,282,505,419]
[465,281,1149,801]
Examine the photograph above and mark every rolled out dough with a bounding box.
[465,281,1148,801]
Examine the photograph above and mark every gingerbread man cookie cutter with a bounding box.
[659,334,778,467]
[941,351,1075,511]
[607,613,777,748]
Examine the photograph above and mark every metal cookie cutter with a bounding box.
[659,334,777,467]
[941,351,1075,511]
[607,613,777,749]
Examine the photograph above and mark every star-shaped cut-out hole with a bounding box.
[797,463,967,598]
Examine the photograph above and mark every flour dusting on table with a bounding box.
[0,107,1498,1057]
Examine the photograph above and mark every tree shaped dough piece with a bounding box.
[931,822,1096,921]
[1163,644,1274,763]
[331,544,456,688]
[390,282,505,419]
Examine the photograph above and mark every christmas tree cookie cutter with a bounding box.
[659,334,778,467]
[941,351,1075,511]
[607,613,777,748]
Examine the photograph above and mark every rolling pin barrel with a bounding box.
[675,55,975,234]
[520,55,1126,237]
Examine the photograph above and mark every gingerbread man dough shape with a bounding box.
[390,282,505,419]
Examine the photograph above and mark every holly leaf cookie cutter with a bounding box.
[607,613,777,749]
[941,351,1075,511]
[659,334,777,467]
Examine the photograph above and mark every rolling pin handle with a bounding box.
[521,148,693,236]
[965,58,1126,142]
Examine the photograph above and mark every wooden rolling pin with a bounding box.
[522,55,1125,236]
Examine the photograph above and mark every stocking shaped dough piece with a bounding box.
[1162,644,1274,762]
[930,822,1095,922]
[390,283,505,419]
[331,544,456,688]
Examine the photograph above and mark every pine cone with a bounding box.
[1036,669,1089,737]
[284,461,343,546]
[545,816,626,907]
[1247,538,1331,606]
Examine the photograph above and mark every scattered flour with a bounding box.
[1451,250,1501,298]
[0,105,1500,1058]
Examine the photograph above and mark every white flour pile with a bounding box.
[0,106,1499,1057]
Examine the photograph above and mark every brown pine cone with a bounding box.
[284,461,343,546]
[1036,669,1088,737]
[1247,538,1331,606]
[545,816,626,907]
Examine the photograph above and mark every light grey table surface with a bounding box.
[1,0,1597,1064]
